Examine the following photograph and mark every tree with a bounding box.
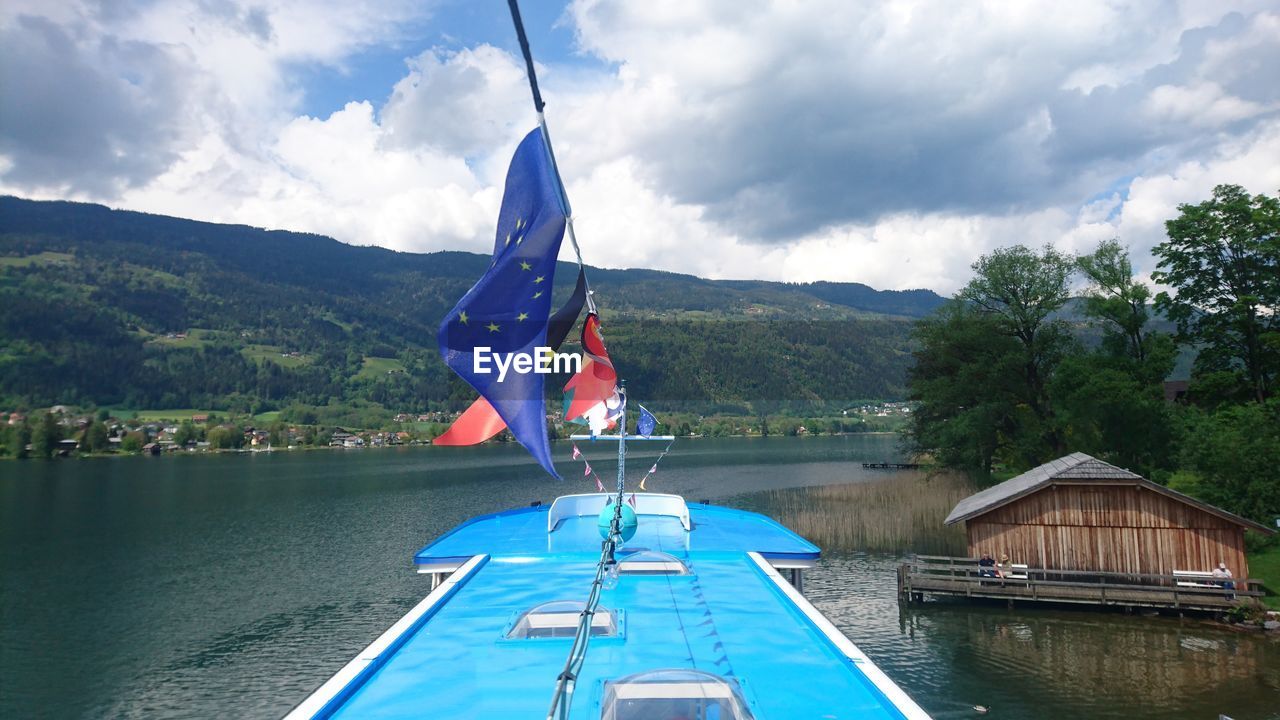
[82,421,110,453]
[1078,239,1175,381]
[30,412,63,458]
[173,421,197,447]
[1154,184,1280,402]
[957,244,1076,458]
[1055,241,1176,476]
[120,430,146,453]
[1176,399,1280,522]
[206,425,243,449]
[907,301,1026,477]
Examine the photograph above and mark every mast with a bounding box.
[505,0,595,312]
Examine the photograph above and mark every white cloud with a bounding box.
[2,0,1279,296]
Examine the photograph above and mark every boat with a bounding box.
[284,490,931,719]
[285,3,931,717]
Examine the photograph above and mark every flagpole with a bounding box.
[506,0,596,313]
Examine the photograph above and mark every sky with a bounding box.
[1,0,1278,294]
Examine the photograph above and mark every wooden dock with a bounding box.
[898,555,1265,612]
[862,462,920,469]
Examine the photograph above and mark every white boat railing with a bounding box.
[546,492,691,532]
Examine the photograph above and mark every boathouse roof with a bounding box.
[943,452,1274,533]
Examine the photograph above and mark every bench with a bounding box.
[1004,563,1028,580]
[1173,570,1219,588]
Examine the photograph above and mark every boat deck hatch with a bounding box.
[618,551,690,576]
[507,600,618,639]
[601,669,753,720]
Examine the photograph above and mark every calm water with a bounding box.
[1,436,1277,719]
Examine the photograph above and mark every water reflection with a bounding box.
[2,437,1277,719]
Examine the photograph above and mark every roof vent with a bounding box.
[618,551,690,576]
[506,600,618,639]
[601,669,753,720]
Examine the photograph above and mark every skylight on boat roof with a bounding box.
[601,669,754,720]
[618,551,690,576]
[506,600,617,639]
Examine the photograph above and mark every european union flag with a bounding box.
[438,128,567,478]
[637,404,657,437]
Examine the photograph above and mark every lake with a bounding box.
[1,435,1277,719]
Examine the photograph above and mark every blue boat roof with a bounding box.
[289,494,929,720]
[414,498,821,566]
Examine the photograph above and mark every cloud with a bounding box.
[562,1,1280,241]
[1,0,1278,296]
[0,13,200,195]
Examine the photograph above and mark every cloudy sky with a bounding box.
[2,0,1278,293]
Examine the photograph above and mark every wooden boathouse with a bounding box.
[898,453,1274,611]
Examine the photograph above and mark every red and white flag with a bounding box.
[595,476,604,492]
[571,444,582,460]
[583,462,592,477]
[627,493,637,508]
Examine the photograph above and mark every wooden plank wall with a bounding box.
[967,484,1248,576]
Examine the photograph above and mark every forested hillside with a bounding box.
[0,197,942,415]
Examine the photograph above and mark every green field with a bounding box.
[0,251,74,268]
[107,408,283,424]
[356,356,406,380]
[241,345,310,368]
[143,328,215,349]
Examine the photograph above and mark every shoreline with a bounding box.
[5,430,907,461]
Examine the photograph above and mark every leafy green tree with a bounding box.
[82,421,110,453]
[11,423,31,459]
[29,412,62,458]
[1154,185,1280,402]
[1077,239,1176,381]
[120,430,146,453]
[206,425,243,449]
[908,301,1025,477]
[1054,241,1177,476]
[1176,399,1280,522]
[173,421,198,446]
[956,244,1076,458]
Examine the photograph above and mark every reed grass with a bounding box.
[756,471,976,555]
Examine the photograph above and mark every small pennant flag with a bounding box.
[583,462,592,477]
[627,493,637,507]
[649,464,658,474]
[595,476,604,492]
[571,444,582,460]
[639,476,647,490]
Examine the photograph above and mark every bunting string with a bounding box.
[636,438,676,491]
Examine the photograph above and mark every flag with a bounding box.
[435,269,588,447]
[563,313,621,434]
[583,461,592,477]
[627,493,637,508]
[571,444,582,460]
[595,476,604,492]
[639,476,647,491]
[437,128,567,478]
[649,464,658,474]
[637,404,657,437]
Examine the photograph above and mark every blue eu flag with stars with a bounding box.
[438,128,567,478]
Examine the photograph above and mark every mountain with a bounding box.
[0,196,945,415]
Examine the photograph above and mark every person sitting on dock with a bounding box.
[997,553,1012,579]
[978,553,997,578]
[1212,562,1235,599]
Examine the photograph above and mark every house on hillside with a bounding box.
[944,452,1274,578]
